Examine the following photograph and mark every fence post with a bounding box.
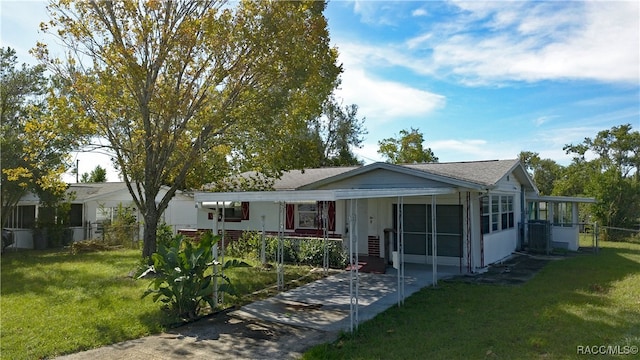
[593,221,600,255]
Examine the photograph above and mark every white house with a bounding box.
[5,182,197,249]
[195,159,595,273]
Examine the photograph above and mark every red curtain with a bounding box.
[241,202,250,220]
[286,204,295,229]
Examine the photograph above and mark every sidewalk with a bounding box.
[55,265,460,360]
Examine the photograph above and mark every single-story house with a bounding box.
[195,159,596,273]
[4,182,198,249]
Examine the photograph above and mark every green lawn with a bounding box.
[304,240,640,359]
[0,248,319,359]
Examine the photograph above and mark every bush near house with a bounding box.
[226,231,348,268]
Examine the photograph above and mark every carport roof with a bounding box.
[195,187,456,205]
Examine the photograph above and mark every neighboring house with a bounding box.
[195,159,595,273]
[5,182,197,249]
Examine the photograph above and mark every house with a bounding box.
[5,182,198,249]
[195,159,595,273]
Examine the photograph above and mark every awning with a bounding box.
[195,187,457,204]
[527,195,597,203]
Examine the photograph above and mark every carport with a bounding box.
[195,187,456,332]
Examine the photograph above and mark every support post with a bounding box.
[322,201,329,275]
[213,203,219,306]
[397,196,405,306]
[277,202,285,290]
[220,202,225,305]
[349,199,359,332]
[432,195,438,287]
[260,215,266,265]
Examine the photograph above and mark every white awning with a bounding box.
[527,195,597,203]
[195,187,457,204]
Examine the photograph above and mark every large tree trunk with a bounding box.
[142,201,159,259]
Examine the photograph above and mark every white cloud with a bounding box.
[336,68,445,124]
[406,33,432,50]
[428,1,640,85]
[333,41,446,124]
[533,115,557,127]
[430,139,506,161]
[411,8,428,17]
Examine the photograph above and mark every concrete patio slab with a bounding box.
[232,264,462,332]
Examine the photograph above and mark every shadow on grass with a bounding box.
[0,249,142,297]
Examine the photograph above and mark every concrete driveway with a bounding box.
[55,265,461,360]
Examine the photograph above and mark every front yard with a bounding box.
[303,240,640,359]
[0,248,320,359]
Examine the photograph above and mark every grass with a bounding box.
[304,240,640,359]
[0,248,320,359]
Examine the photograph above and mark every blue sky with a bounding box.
[2,1,639,182]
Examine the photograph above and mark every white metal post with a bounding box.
[220,202,226,304]
[213,203,219,305]
[322,201,329,275]
[277,202,285,290]
[349,199,360,332]
[260,215,266,265]
[397,196,405,306]
[432,195,438,287]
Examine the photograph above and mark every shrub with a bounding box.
[102,204,139,248]
[70,239,118,254]
[140,231,250,321]
[226,231,261,260]
[224,230,348,268]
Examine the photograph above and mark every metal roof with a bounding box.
[527,195,597,203]
[195,187,457,204]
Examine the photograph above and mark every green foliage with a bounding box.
[563,124,640,233]
[141,232,250,321]
[298,239,348,268]
[38,0,341,258]
[304,95,367,167]
[102,203,139,248]
[226,231,347,268]
[80,165,108,183]
[1,47,92,227]
[378,127,438,164]
[519,151,564,196]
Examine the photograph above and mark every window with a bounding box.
[480,195,515,234]
[223,202,243,220]
[69,204,83,227]
[501,196,514,230]
[4,205,36,228]
[297,203,318,229]
[213,202,249,222]
[553,202,573,227]
[491,196,500,231]
[481,197,490,234]
[539,202,548,221]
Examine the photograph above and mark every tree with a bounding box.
[80,165,108,183]
[518,151,564,195]
[306,96,366,167]
[377,127,438,164]
[36,0,341,258]
[1,47,91,226]
[564,124,640,235]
